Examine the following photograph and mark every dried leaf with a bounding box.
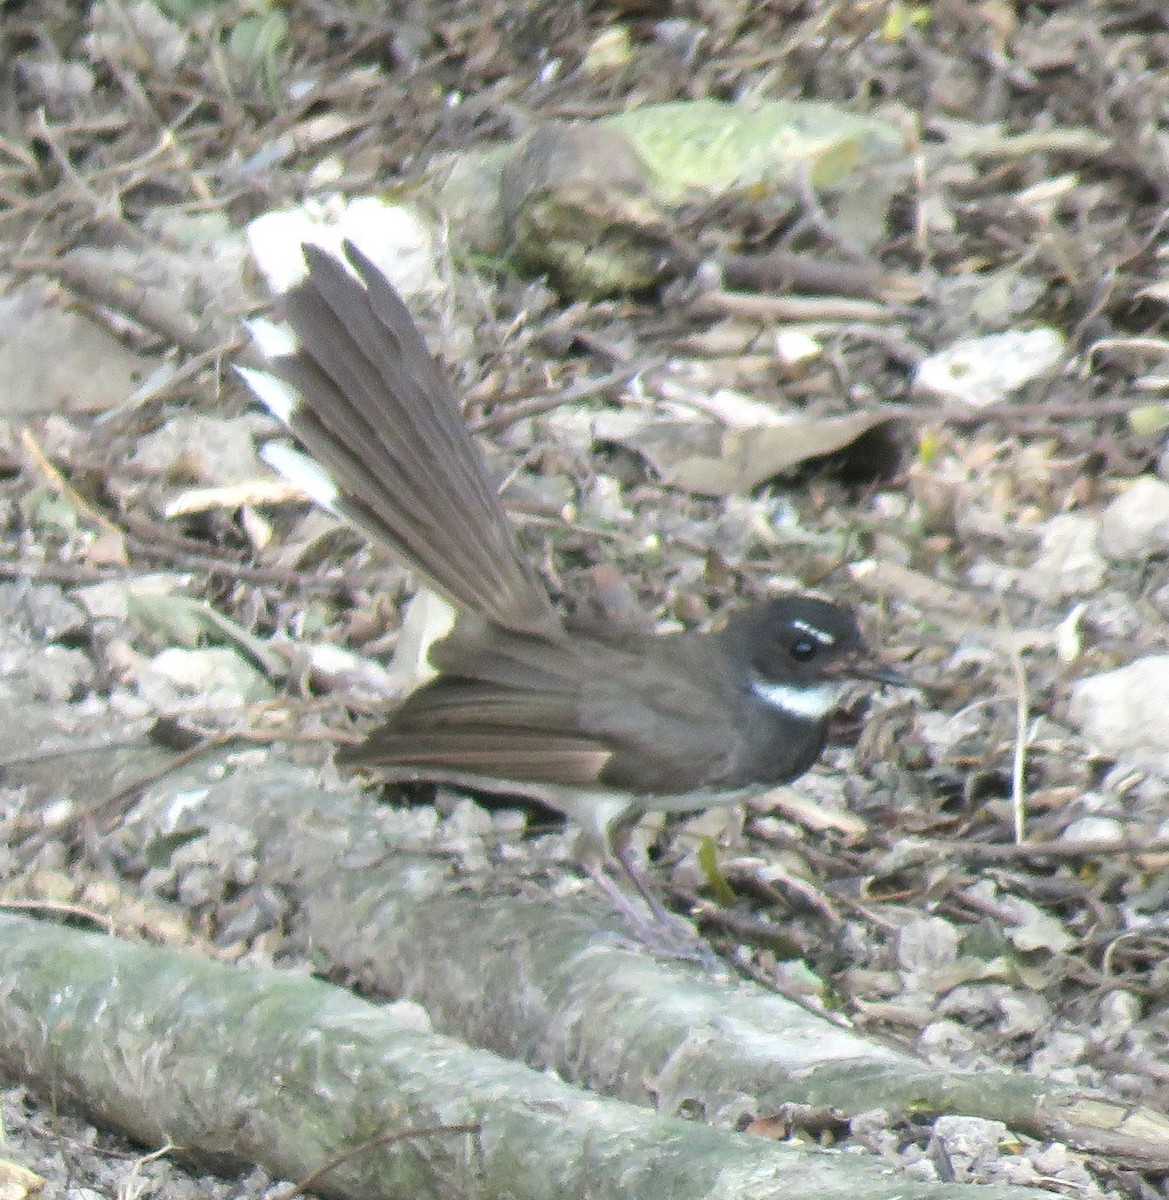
[0,1156,45,1199]
[127,593,285,678]
[595,409,894,496]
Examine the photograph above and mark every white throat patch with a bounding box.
[751,678,845,719]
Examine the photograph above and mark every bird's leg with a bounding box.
[572,802,672,931]
[583,855,716,964]
[580,858,665,938]
[569,796,717,961]
[609,815,677,929]
[584,811,720,965]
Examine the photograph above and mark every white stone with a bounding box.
[896,915,960,973]
[1098,476,1169,562]
[1019,513,1106,600]
[1068,656,1169,777]
[1062,815,1124,842]
[913,328,1065,408]
[247,198,440,298]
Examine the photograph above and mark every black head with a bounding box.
[720,595,906,719]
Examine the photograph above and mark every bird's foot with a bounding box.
[582,861,721,967]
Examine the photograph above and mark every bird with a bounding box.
[238,240,906,931]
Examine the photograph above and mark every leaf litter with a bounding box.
[3,0,1169,1195]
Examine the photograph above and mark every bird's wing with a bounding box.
[342,627,745,793]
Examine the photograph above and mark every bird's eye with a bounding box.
[789,637,818,663]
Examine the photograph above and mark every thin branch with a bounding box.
[282,1124,481,1199]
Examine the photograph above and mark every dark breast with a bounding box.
[730,694,830,786]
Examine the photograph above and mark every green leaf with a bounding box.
[1129,402,1169,437]
[227,8,289,89]
[697,836,737,906]
[151,0,222,19]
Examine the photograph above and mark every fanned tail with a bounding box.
[241,242,560,637]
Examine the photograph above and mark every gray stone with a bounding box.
[1068,656,1169,776]
[1020,513,1106,600]
[1098,476,1169,561]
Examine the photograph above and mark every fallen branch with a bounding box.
[0,913,1047,1200]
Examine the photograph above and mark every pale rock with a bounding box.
[1029,1029,1087,1076]
[1019,513,1105,600]
[896,915,960,974]
[1095,989,1141,1043]
[1068,656,1169,777]
[0,282,160,415]
[136,646,273,711]
[130,414,266,487]
[930,1114,1011,1170]
[995,989,1050,1037]
[913,328,1065,408]
[1098,475,1169,561]
[1082,590,1145,638]
[1061,815,1123,842]
[302,642,398,701]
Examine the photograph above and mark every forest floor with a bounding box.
[2,2,1169,1197]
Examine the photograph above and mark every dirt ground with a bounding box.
[3,1,1169,1197]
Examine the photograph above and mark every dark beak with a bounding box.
[853,663,915,689]
[830,649,915,690]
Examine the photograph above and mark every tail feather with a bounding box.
[252,242,560,637]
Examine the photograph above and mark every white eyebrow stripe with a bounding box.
[790,619,836,646]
